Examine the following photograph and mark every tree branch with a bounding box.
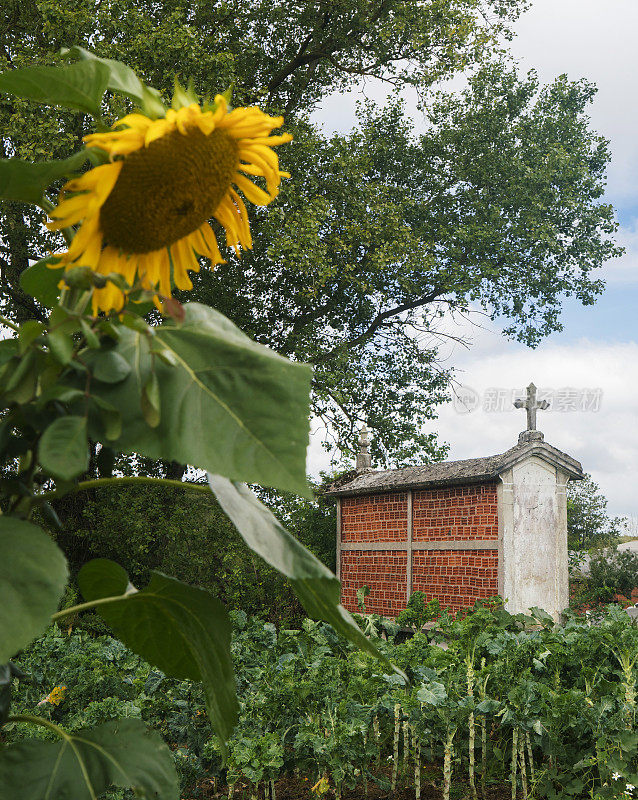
[313,288,444,364]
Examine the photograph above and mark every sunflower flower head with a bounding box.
[47,89,292,314]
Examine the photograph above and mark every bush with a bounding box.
[43,482,335,626]
[588,549,638,598]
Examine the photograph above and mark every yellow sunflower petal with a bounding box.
[195,113,217,136]
[228,189,253,248]
[95,245,121,276]
[63,162,119,194]
[157,248,172,297]
[239,134,293,147]
[234,173,274,205]
[198,222,225,264]
[145,119,173,146]
[46,194,90,229]
[213,198,245,252]
[172,239,195,291]
[64,215,101,262]
[113,113,155,132]
[237,163,263,177]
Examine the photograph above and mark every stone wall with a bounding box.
[339,483,500,616]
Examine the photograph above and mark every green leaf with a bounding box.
[39,416,89,481]
[2,351,38,403]
[63,46,167,118]
[0,150,88,204]
[0,517,68,662]
[85,349,132,384]
[0,61,110,115]
[18,321,45,354]
[20,256,65,308]
[78,559,237,748]
[87,303,312,496]
[63,46,146,100]
[141,372,161,427]
[47,306,79,365]
[207,475,406,680]
[91,395,122,440]
[0,719,179,800]
[0,663,28,726]
[0,339,18,367]
[416,681,448,706]
[79,319,100,349]
[36,385,84,407]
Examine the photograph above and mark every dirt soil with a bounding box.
[191,771,514,800]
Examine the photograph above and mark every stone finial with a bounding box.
[514,382,549,443]
[356,424,372,470]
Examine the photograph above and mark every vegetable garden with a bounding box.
[7,601,638,800]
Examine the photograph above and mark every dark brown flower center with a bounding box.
[100,127,238,254]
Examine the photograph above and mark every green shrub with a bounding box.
[588,549,638,598]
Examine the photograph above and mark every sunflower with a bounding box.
[47,95,291,314]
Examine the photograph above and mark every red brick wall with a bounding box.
[412,549,499,613]
[340,550,408,616]
[339,483,500,617]
[413,484,498,541]
[341,493,408,542]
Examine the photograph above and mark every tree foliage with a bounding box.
[567,474,623,551]
[47,481,336,625]
[0,0,621,463]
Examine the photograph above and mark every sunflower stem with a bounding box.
[0,314,19,332]
[51,593,134,622]
[31,476,211,505]
[9,715,69,739]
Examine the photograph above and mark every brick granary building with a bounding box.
[326,385,584,620]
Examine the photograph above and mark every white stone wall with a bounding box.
[499,456,569,620]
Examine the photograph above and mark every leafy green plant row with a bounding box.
[8,603,638,800]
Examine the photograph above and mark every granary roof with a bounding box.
[325,437,584,497]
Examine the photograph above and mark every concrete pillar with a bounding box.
[499,456,569,620]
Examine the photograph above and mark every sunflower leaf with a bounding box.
[0,517,68,663]
[0,61,110,115]
[62,46,167,117]
[0,150,89,205]
[0,719,179,800]
[84,303,312,496]
[19,256,65,308]
[38,416,89,481]
[77,560,237,750]
[207,474,407,682]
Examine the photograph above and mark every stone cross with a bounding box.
[514,382,549,431]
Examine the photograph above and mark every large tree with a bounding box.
[0,0,621,464]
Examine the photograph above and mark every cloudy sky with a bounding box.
[307,0,638,519]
